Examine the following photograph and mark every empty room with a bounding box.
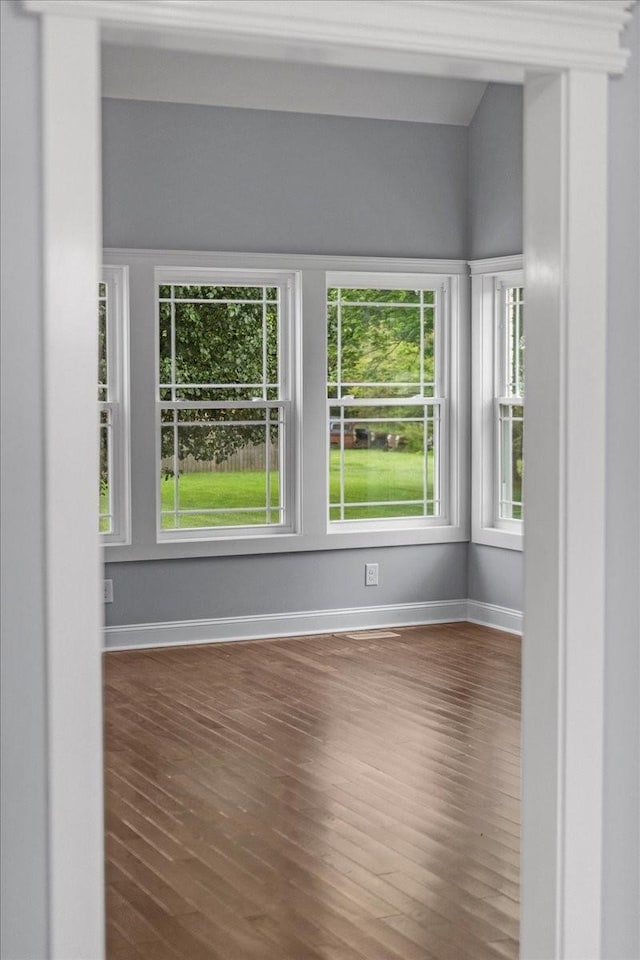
[98,42,524,960]
[1,3,638,960]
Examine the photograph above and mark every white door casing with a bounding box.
[21,2,635,958]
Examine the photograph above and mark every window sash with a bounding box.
[99,266,129,544]
[495,280,524,529]
[154,269,296,540]
[495,398,524,525]
[326,273,447,528]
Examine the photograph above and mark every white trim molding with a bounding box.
[104,599,527,651]
[470,256,524,552]
[23,1,635,78]
[466,600,523,635]
[42,15,105,959]
[469,254,524,275]
[522,70,608,959]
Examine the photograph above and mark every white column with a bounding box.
[521,69,608,960]
[42,15,105,958]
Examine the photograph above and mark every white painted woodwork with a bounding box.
[522,69,608,960]
[103,598,523,650]
[25,1,634,79]
[470,256,524,551]
[41,14,105,959]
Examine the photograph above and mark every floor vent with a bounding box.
[337,630,401,640]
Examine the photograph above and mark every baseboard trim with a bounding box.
[466,599,523,635]
[104,600,469,651]
[105,599,523,651]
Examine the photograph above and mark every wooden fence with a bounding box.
[162,443,279,474]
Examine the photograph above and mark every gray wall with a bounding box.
[103,98,468,258]
[467,83,525,612]
[467,83,523,260]
[602,8,640,957]
[102,98,472,629]
[0,3,49,958]
[467,543,524,611]
[105,544,467,626]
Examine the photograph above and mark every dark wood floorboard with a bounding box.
[104,622,520,959]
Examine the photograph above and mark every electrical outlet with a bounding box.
[103,579,114,604]
[365,562,379,586]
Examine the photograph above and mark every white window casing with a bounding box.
[470,255,523,551]
[103,249,469,561]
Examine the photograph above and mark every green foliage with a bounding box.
[328,287,435,399]
[159,286,279,471]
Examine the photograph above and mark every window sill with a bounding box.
[104,523,469,561]
[471,526,523,551]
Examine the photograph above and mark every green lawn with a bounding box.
[161,469,280,528]
[155,448,433,529]
[330,448,434,520]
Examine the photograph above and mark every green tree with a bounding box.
[159,285,279,469]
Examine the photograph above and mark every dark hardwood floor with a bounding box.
[104,622,520,960]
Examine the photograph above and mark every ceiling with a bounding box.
[102,43,487,126]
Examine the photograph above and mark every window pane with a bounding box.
[159,284,280,402]
[328,404,440,521]
[327,282,441,525]
[506,286,525,397]
[499,403,524,520]
[160,416,283,530]
[99,408,112,534]
[98,291,107,394]
[327,287,436,400]
[157,277,289,537]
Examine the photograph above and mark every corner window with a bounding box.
[98,266,130,543]
[471,258,524,550]
[155,269,297,540]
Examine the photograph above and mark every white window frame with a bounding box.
[99,265,130,545]
[103,249,468,561]
[154,266,299,542]
[325,270,452,532]
[470,255,523,551]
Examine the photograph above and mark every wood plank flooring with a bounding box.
[104,622,520,960]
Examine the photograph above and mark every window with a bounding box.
[98,266,130,543]
[326,274,446,526]
[155,269,296,540]
[497,284,524,522]
[471,257,524,550]
[102,250,467,561]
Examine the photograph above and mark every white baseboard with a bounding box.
[104,599,468,651]
[466,599,523,635]
[104,598,523,651]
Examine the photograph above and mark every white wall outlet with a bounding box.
[103,579,114,603]
[365,562,379,586]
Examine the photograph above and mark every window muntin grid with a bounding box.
[505,285,525,397]
[98,270,129,542]
[157,277,291,534]
[327,282,444,524]
[98,280,112,533]
[497,284,525,523]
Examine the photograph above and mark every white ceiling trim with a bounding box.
[102,45,487,125]
[23,1,635,79]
